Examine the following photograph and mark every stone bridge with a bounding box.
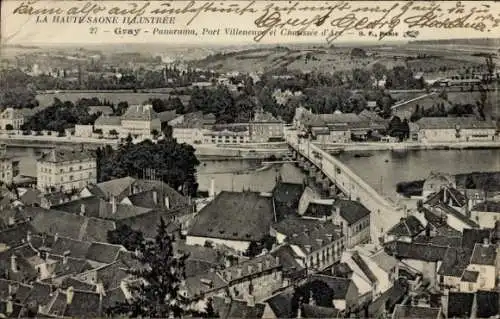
[287,135,405,244]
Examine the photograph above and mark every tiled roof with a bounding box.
[437,247,471,277]
[334,199,371,225]
[188,191,274,242]
[417,117,496,129]
[85,242,123,264]
[309,275,352,299]
[370,250,398,273]
[88,106,114,115]
[60,277,95,291]
[38,149,94,163]
[413,235,462,248]
[461,270,479,282]
[95,115,121,126]
[303,202,332,219]
[81,184,108,199]
[95,262,129,290]
[301,304,340,318]
[96,176,136,199]
[117,210,181,239]
[0,222,36,248]
[272,218,341,251]
[384,241,447,262]
[448,292,474,318]
[476,291,499,318]
[387,216,424,238]
[0,301,24,318]
[52,256,94,278]
[212,297,265,318]
[425,187,467,207]
[18,207,115,243]
[436,203,478,228]
[270,244,306,279]
[64,290,102,318]
[462,229,492,250]
[24,282,53,306]
[272,182,304,204]
[158,110,177,123]
[30,234,91,259]
[0,279,32,303]
[351,251,377,283]
[393,305,441,319]
[470,243,497,265]
[52,196,153,220]
[264,289,294,318]
[121,104,158,121]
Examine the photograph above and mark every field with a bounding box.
[193,42,499,76]
[35,92,191,108]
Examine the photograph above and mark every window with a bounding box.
[69,175,74,181]
[69,167,73,172]
[79,166,82,170]
[60,169,63,173]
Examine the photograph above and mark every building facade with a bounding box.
[121,104,161,137]
[416,117,497,143]
[0,108,25,130]
[37,149,97,192]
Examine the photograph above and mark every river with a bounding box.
[8,146,500,202]
[336,149,500,200]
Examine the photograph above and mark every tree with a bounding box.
[151,129,159,139]
[98,139,200,196]
[115,101,129,116]
[107,224,145,251]
[109,129,119,137]
[5,124,13,131]
[485,54,495,83]
[372,62,387,84]
[106,219,197,318]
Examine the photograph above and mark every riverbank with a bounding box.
[321,141,500,153]
[0,135,118,149]
[194,144,289,159]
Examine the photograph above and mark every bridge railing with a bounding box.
[288,136,402,212]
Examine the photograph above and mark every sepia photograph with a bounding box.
[0,0,499,318]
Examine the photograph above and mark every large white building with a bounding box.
[37,149,97,192]
[93,104,161,138]
[416,117,497,143]
[0,108,25,130]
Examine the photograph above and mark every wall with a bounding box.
[0,158,13,184]
[467,264,496,291]
[185,235,251,252]
[470,210,500,228]
[74,125,94,138]
[37,159,97,192]
[346,217,370,248]
[446,214,473,233]
[402,259,437,287]
[228,269,283,302]
[419,128,496,143]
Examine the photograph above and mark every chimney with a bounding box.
[6,298,13,315]
[336,206,340,216]
[247,295,255,308]
[237,268,243,277]
[224,294,232,304]
[164,196,170,209]
[54,233,59,243]
[248,265,253,274]
[96,281,106,298]
[10,255,18,273]
[209,178,215,198]
[152,191,158,205]
[483,237,489,247]
[66,286,74,305]
[443,188,447,204]
[63,250,70,264]
[80,203,86,216]
[26,231,32,242]
[275,256,280,266]
[111,196,117,214]
[257,262,263,272]
[8,216,15,226]
[225,271,232,282]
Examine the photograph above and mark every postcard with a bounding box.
[1,1,500,318]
